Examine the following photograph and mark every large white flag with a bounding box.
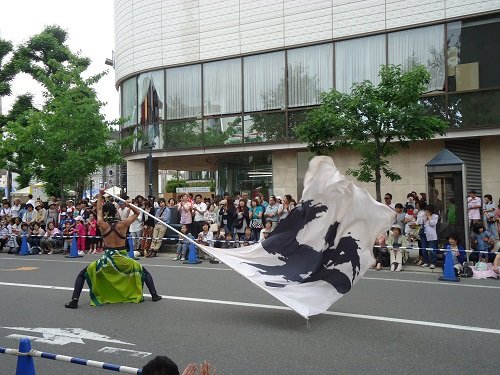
[199,156,394,318]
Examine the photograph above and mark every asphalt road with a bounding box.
[0,253,499,374]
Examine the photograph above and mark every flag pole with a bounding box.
[106,192,309,319]
[105,192,200,249]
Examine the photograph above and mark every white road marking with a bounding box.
[98,347,152,358]
[0,281,499,335]
[0,256,229,271]
[2,327,135,346]
[363,276,500,289]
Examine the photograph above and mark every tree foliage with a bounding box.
[0,25,122,199]
[295,64,449,201]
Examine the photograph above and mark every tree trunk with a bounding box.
[375,167,382,202]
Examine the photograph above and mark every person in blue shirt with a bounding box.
[442,234,467,276]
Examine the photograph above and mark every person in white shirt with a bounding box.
[117,201,131,221]
[26,194,35,208]
[192,194,207,237]
[10,198,21,219]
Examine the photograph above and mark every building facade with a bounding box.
[114,0,500,210]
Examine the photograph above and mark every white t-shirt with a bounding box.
[193,202,207,222]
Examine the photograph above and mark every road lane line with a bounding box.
[0,281,499,335]
[363,276,500,289]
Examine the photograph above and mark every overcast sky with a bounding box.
[0,0,117,121]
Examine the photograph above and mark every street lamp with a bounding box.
[144,141,156,198]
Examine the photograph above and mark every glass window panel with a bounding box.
[388,25,445,93]
[288,44,333,107]
[135,124,163,151]
[166,65,201,119]
[121,77,137,127]
[420,95,446,121]
[335,35,386,93]
[137,70,165,124]
[448,90,500,128]
[164,120,202,149]
[288,110,312,140]
[447,16,500,92]
[203,116,242,146]
[203,59,241,115]
[243,112,286,143]
[244,51,285,112]
[120,126,135,153]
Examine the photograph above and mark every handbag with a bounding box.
[250,220,263,229]
[234,217,244,229]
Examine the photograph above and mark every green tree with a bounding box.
[0,37,19,129]
[295,64,448,202]
[0,26,122,199]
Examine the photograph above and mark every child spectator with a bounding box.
[238,226,257,247]
[221,232,236,249]
[30,222,45,254]
[87,213,98,254]
[173,224,194,261]
[75,216,86,253]
[471,222,493,263]
[16,222,31,251]
[62,221,74,255]
[197,222,213,246]
[0,218,10,252]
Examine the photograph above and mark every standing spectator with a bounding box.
[0,201,11,221]
[192,194,207,237]
[87,213,98,254]
[234,199,250,240]
[167,198,176,207]
[26,194,35,207]
[421,205,439,269]
[258,193,269,210]
[10,198,21,219]
[264,196,279,230]
[495,198,500,236]
[394,203,406,231]
[140,200,156,256]
[22,203,36,226]
[384,193,395,209]
[483,194,498,239]
[404,193,416,212]
[75,216,87,254]
[249,198,263,239]
[278,194,295,222]
[177,193,193,234]
[46,202,59,228]
[129,200,143,253]
[219,197,236,235]
[34,201,47,229]
[117,201,131,221]
[148,198,170,258]
[467,190,482,228]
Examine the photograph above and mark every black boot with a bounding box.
[151,293,162,302]
[65,299,79,309]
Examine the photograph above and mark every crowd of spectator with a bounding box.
[2,189,499,277]
[0,191,296,260]
[373,190,500,278]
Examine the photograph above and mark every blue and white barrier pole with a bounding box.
[0,339,142,374]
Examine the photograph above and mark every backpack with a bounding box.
[460,262,473,278]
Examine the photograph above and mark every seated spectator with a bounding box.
[471,222,494,263]
[62,221,74,255]
[386,224,408,272]
[22,203,36,226]
[373,232,389,271]
[0,201,11,221]
[492,241,500,275]
[221,231,237,249]
[6,218,18,254]
[16,222,31,250]
[0,218,9,252]
[443,234,466,276]
[197,222,213,246]
[238,226,257,247]
[174,224,194,261]
[30,222,45,254]
[259,220,273,242]
[41,221,61,254]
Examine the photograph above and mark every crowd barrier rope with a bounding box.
[0,337,142,374]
